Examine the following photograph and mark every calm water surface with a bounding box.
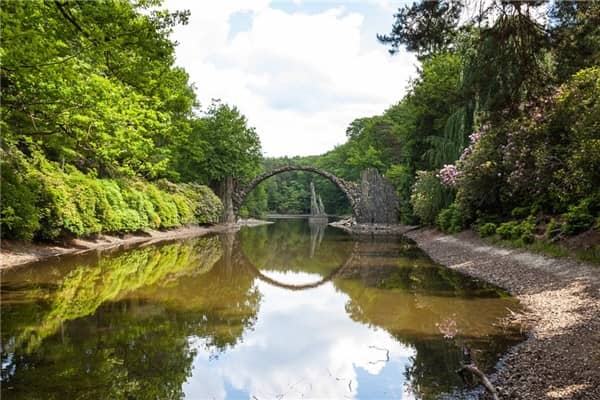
[1,219,524,399]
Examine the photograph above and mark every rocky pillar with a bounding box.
[355,168,399,224]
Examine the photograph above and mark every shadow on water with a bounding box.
[1,219,525,399]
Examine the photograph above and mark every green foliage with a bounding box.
[562,198,596,235]
[477,223,498,238]
[240,184,268,218]
[511,207,530,219]
[551,2,600,81]
[1,0,193,179]
[0,152,222,240]
[0,156,40,240]
[377,0,462,58]
[495,221,519,240]
[410,170,454,225]
[436,202,463,233]
[551,67,600,205]
[173,100,263,186]
[496,216,536,244]
[0,1,261,241]
[544,218,561,241]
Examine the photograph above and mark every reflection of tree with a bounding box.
[1,236,262,399]
[2,237,222,354]
[131,250,261,354]
[239,219,353,276]
[332,235,524,398]
[1,302,199,400]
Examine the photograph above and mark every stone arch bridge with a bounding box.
[221,166,399,224]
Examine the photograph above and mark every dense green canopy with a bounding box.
[1,0,262,240]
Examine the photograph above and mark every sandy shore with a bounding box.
[404,228,600,400]
[0,219,272,269]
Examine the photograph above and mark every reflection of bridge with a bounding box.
[244,242,359,291]
[220,166,399,224]
[219,226,361,291]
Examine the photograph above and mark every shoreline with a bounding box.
[404,228,600,399]
[0,218,272,269]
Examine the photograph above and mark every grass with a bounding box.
[482,235,600,265]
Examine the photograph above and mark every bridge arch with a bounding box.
[232,165,361,216]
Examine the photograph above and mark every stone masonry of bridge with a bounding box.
[221,166,399,224]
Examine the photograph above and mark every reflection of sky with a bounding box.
[183,272,416,399]
[258,270,327,287]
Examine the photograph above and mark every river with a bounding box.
[1,219,524,399]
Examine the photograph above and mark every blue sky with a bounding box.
[164,0,417,157]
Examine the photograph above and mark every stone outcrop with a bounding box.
[354,168,399,224]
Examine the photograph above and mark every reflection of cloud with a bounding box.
[183,273,415,399]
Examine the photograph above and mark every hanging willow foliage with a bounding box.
[424,105,474,167]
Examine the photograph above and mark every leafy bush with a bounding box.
[437,202,464,233]
[511,207,530,218]
[551,67,600,205]
[410,170,454,225]
[1,153,223,240]
[477,222,498,237]
[562,198,596,235]
[0,158,40,240]
[188,184,223,224]
[519,216,537,244]
[496,216,536,243]
[544,218,562,241]
[496,221,519,240]
[454,126,504,224]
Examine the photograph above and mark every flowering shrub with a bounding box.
[437,164,459,186]
[550,67,600,206]
[497,90,559,205]
[450,67,599,226]
[437,123,490,188]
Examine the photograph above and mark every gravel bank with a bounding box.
[404,228,600,400]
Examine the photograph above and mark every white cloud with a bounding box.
[164,0,416,156]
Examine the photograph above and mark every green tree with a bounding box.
[377,0,462,59]
[173,100,262,188]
